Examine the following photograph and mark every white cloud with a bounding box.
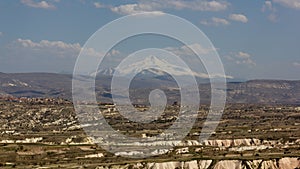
[15,38,81,57]
[163,0,230,11]
[93,2,103,8]
[293,62,300,67]
[13,38,120,58]
[273,0,300,10]
[110,0,230,15]
[110,4,164,15]
[262,1,278,22]
[262,1,273,11]
[163,43,232,79]
[165,43,216,56]
[226,52,256,66]
[268,13,278,22]
[212,17,230,25]
[0,32,3,36]
[263,0,300,12]
[2,38,121,72]
[94,2,165,17]
[3,39,80,72]
[20,0,56,9]
[229,14,248,23]
[236,52,250,59]
[201,17,230,26]
[106,49,120,57]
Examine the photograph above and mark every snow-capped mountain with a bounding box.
[93,55,210,79]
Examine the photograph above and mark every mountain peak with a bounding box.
[146,55,161,63]
[93,55,231,79]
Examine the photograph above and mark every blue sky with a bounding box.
[0,0,299,80]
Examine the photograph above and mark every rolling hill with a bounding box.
[0,72,299,105]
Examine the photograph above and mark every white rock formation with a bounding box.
[260,160,278,169]
[183,160,198,169]
[213,160,242,169]
[84,153,104,158]
[278,157,300,169]
[244,160,262,169]
[198,160,213,169]
[147,161,181,169]
[93,158,299,169]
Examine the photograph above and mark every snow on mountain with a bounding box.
[94,55,211,79]
[1,79,31,87]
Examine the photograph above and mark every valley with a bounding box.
[0,98,299,168]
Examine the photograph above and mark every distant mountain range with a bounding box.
[0,72,299,105]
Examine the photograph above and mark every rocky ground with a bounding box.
[0,98,299,168]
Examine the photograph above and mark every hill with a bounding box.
[0,72,299,104]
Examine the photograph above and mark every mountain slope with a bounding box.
[0,72,299,104]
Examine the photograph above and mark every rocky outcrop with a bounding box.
[147,161,181,169]
[106,138,296,157]
[213,160,242,169]
[95,158,300,169]
[278,158,300,169]
[198,160,213,169]
[1,137,43,143]
[244,160,262,169]
[259,160,278,169]
[183,160,198,169]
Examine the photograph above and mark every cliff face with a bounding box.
[95,158,299,169]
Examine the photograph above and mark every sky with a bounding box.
[0,0,299,80]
